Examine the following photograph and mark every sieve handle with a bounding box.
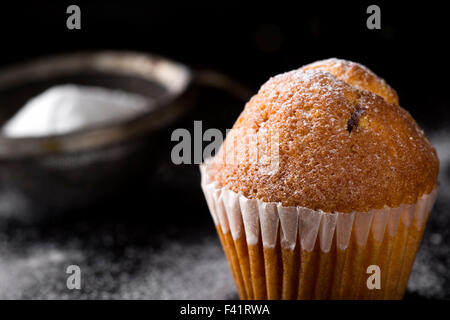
[193,69,253,103]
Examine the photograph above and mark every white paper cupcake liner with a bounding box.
[200,162,438,253]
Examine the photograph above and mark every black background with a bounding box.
[1,0,449,128]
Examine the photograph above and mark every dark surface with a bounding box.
[0,1,449,299]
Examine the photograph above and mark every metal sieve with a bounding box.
[0,51,251,217]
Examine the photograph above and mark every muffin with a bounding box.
[200,58,439,300]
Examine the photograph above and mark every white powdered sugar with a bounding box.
[2,84,153,138]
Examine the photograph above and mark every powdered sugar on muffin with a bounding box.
[303,58,399,105]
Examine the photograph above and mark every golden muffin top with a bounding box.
[208,58,438,213]
[303,58,399,105]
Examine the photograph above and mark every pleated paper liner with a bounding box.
[200,163,438,300]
